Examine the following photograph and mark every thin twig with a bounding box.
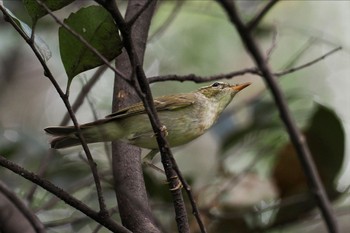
[0,3,108,218]
[246,0,280,31]
[170,157,207,233]
[44,215,87,228]
[148,45,341,83]
[148,0,184,42]
[217,1,339,233]
[280,37,318,70]
[60,64,108,126]
[266,25,278,62]
[0,180,45,233]
[33,0,109,217]
[148,67,259,83]
[81,83,113,166]
[96,1,194,232]
[275,46,342,77]
[27,66,108,203]
[25,149,54,203]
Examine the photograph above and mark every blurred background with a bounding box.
[1,1,350,232]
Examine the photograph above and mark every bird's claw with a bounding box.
[160,125,168,137]
[168,175,183,191]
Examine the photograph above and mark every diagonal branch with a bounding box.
[217,1,339,233]
[275,46,342,77]
[60,65,108,126]
[0,180,45,233]
[106,1,163,232]
[148,0,184,42]
[0,2,108,218]
[246,0,280,31]
[0,155,131,233]
[95,1,194,232]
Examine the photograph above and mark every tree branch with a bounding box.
[246,0,280,31]
[0,180,45,233]
[96,1,163,233]
[95,0,194,232]
[60,64,108,126]
[148,0,184,42]
[148,67,258,83]
[1,1,108,219]
[217,1,339,233]
[148,45,341,83]
[275,46,342,77]
[0,155,130,233]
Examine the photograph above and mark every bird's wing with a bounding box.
[105,93,195,119]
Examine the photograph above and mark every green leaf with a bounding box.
[23,0,75,22]
[59,5,122,83]
[2,5,51,61]
[306,104,345,188]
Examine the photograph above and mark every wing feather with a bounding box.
[105,93,195,119]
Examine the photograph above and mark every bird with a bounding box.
[45,82,251,151]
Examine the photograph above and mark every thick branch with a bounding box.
[98,1,162,233]
[217,1,339,232]
[96,0,192,232]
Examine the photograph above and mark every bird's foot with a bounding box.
[168,175,183,191]
[160,125,168,137]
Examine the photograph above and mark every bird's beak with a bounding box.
[231,82,251,92]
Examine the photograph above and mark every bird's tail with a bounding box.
[44,126,81,149]
[45,119,122,149]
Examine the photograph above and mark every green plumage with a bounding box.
[45,82,250,149]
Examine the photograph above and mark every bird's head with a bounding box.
[198,82,251,102]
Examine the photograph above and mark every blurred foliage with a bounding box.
[272,104,345,228]
[203,99,345,232]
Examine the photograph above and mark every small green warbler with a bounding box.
[45,82,250,149]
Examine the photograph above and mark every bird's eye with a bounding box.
[212,82,220,87]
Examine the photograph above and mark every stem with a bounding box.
[218,1,339,232]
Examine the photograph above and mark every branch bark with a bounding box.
[0,181,45,233]
[0,155,130,233]
[96,0,191,232]
[108,1,162,232]
[217,1,339,233]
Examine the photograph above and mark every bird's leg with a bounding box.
[159,125,168,137]
[142,149,182,190]
[143,149,159,163]
[169,175,183,191]
[142,125,168,171]
[142,149,165,173]
[149,125,168,139]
